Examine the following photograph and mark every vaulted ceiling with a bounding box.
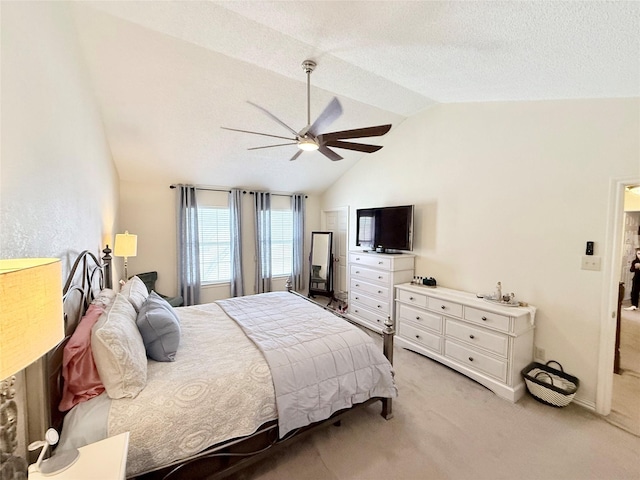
[70,1,639,194]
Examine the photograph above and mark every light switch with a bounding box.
[581,255,601,271]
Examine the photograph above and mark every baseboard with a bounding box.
[573,396,596,411]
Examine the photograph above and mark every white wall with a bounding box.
[119,180,322,301]
[322,98,640,407]
[1,0,119,457]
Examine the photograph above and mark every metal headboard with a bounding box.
[48,248,112,433]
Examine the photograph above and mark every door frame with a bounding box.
[597,176,639,415]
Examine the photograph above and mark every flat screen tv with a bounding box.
[356,205,414,252]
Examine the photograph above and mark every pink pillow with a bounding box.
[59,304,106,411]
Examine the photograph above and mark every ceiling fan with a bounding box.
[221,60,392,161]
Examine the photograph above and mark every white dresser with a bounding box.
[347,251,414,333]
[395,283,535,402]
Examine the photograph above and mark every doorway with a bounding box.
[322,207,348,300]
[599,179,640,436]
[608,190,640,435]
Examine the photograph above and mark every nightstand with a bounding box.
[29,432,129,480]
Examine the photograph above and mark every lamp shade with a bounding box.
[114,231,137,258]
[0,258,63,380]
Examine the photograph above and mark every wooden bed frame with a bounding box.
[48,248,395,480]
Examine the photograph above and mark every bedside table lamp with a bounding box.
[114,231,137,281]
[0,258,74,477]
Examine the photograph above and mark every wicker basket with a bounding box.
[521,360,579,407]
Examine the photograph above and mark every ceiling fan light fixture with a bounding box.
[298,138,319,151]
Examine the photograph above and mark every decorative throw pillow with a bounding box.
[59,303,106,411]
[91,293,147,399]
[120,276,148,312]
[136,291,181,362]
[91,288,116,309]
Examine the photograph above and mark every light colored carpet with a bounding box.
[235,339,640,480]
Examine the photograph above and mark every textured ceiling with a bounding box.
[70,1,640,194]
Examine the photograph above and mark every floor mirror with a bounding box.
[309,231,334,300]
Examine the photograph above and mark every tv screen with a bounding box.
[356,205,414,252]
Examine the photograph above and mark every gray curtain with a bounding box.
[254,191,271,293]
[177,185,200,305]
[291,193,305,291]
[229,188,244,297]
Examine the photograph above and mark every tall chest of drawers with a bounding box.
[395,283,535,402]
[347,251,415,333]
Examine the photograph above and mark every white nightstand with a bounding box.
[29,432,129,480]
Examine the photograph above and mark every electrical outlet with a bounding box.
[534,346,545,361]
[581,255,601,271]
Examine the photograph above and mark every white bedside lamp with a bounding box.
[0,258,78,477]
[114,231,137,281]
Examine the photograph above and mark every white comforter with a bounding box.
[217,292,398,437]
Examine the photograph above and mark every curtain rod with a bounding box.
[170,184,307,198]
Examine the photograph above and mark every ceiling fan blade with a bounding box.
[290,150,304,161]
[318,145,343,162]
[324,140,383,153]
[221,126,296,142]
[305,97,343,137]
[247,142,298,151]
[319,124,392,142]
[247,101,299,137]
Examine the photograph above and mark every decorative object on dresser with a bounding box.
[113,230,137,281]
[0,258,64,479]
[348,251,415,333]
[395,283,535,402]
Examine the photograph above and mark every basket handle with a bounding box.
[545,360,564,372]
[534,371,554,385]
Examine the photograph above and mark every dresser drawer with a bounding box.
[396,289,428,308]
[399,322,442,354]
[464,307,510,333]
[349,302,387,327]
[398,304,442,333]
[350,278,389,299]
[445,319,509,357]
[427,298,463,318]
[445,340,508,382]
[350,291,389,314]
[350,265,389,284]
[350,253,391,270]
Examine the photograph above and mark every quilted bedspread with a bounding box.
[216,292,397,437]
[107,302,277,477]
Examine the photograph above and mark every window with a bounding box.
[271,208,293,277]
[198,206,231,283]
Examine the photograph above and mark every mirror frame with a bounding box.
[308,231,334,299]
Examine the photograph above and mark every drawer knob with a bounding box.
[378,261,383,264]
[377,305,381,309]
[415,316,421,321]
[409,296,415,300]
[354,309,359,313]
[356,257,361,260]
[378,290,382,294]
[468,357,474,362]
[355,296,359,300]
[441,305,446,310]
[469,335,475,339]
[355,283,360,287]
[378,276,383,279]
[481,316,487,321]
[356,270,360,274]
[415,335,421,339]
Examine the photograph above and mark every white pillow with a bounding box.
[91,293,147,399]
[119,276,149,312]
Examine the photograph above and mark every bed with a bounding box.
[47,249,397,479]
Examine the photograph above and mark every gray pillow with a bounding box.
[136,291,181,362]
